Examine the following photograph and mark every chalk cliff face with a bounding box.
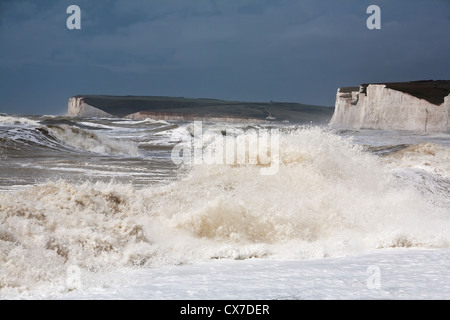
[67,97,115,118]
[329,83,450,132]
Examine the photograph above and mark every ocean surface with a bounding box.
[0,114,449,299]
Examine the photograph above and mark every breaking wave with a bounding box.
[1,126,449,294]
[0,115,138,156]
[47,125,139,156]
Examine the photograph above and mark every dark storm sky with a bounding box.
[0,0,449,115]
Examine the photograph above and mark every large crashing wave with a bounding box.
[0,126,449,294]
[0,115,138,156]
[47,125,139,156]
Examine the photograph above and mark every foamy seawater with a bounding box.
[0,114,449,297]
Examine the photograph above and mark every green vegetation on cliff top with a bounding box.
[73,95,334,123]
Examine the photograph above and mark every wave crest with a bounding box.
[47,125,139,156]
[1,126,449,294]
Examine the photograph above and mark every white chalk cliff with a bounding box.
[329,83,450,132]
[67,97,115,118]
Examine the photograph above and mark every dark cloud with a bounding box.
[0,0,449,115]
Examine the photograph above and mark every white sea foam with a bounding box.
[382,143,450,208]
[55,248,450,300]
[383,143,450,178]
[0,115,41,127]
[112,118,170,125]
[78,122,117,130]
[1,126,449,295]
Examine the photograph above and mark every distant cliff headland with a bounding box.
[67,95,334,124]
[329,80,450,132]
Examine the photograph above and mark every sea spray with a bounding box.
[1,126,449,294]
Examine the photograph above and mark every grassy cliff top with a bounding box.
[359,80,450,105]
[72,95,334,123]
[339,87,360,93]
